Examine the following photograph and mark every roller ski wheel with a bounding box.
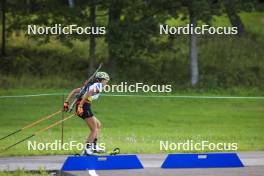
[74,147,120,156]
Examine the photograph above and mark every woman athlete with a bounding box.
[63,72,110,155]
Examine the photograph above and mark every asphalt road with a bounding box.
[0,152,264,176]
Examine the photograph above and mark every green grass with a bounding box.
[0,169,49,176]
[0,89,263,156]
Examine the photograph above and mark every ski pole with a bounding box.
[0,110,61,141]
[1,114,74,152]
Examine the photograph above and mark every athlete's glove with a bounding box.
[77,106,84,116]
[63,102,69,112]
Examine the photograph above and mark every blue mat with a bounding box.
[161,153,244,168]
[61,154,144,171]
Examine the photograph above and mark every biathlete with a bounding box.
[63,72,110,155]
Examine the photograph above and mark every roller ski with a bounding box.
[75,147,120,156]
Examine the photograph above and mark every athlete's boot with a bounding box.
[93,145,105,153]
[93,138,105,153]
[82,143,94,155]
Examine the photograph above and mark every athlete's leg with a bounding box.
[93,116,101,138]
[84,116,98,144]
[92,116,105,152]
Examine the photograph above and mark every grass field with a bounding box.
[0,89,263,157]
[0,170,49,176]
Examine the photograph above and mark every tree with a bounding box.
[221,0,259,35]
[188,7,199,86]
[166,0,216,86]
[88,0,96,74]
[223,0,244,34]
[104,0,170,79]
[1,0,6,56]
[107,0,123,76]
[68,0,74,8]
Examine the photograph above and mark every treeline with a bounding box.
[0,0,263,89]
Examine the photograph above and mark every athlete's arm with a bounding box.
[63,88,81,111]
[65,88,81,102]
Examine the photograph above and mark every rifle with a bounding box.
[68,63,103,112]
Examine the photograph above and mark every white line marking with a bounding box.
[102,94,264,99]
[0,93,63,98]
[0,93,263,99]
[88,170,98,176]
